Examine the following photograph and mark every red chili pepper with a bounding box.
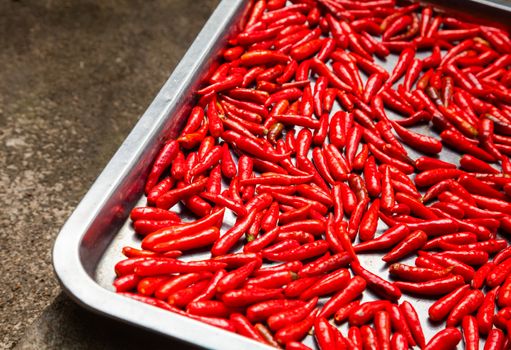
[359,199,380,242]
[375,310,391,350]
[399,301,426,348]
[246,299,306,323]
[446,289,484,327]
[145,140,179,194]
[395,274,466,297]
[268,297,317,331]
[484,329,505,350]
[352,260,402,301]
[424,328,462,350]
[382,230,427,263]
[354,224,410,253]
[275,309,318,344]
[349,300,391,327]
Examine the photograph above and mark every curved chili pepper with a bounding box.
[319,276,366,319]
[275,309,318,344]
[351,260,402,301]
[424,328,462,350]
[399,301,425,348]
[349,300,391,326]
[382,230,427,263]
[446,289,484,327]
[268,297,317,332]
[354,224,410,253]
[359,199,380,242]
[145,140,179,194]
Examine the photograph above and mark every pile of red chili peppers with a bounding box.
[113,0,511,348]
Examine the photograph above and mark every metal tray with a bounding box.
[53,0,511,349]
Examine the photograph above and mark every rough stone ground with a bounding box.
[0,1,217,348]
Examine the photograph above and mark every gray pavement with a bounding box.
[0,1,218,348]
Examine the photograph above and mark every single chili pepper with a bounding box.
[360,326,378,350]
[113,274,140,292]
[333,301,361,325]
[382,230,427,263]
[460,315,479,350]
[348,197,369,240]
[324,144,350,181]
[312,113,329,145]
[363,73,385,104]
[399,301,426,349]
[154,271,211,300]
[221,287,283,307]
[121,247,160,259]
[284,276,319,299]
[147,177,175,205]
[168,279,211,307]
[471,262,495,290]
[186,300,230,318]
[430,202,465,219]
[230,313,266,343]
[368,143,414,175]
[391,120,442,155]
[115,257,157,277]
[395,274,466,297]
[386,47,415,86]
[446,289,484,327]
[435,249,488,266]
[414,168,462,188]
[487,258,511,288]
[216,259,260,293]
[275,231,314,244]
[352,144,369,172]
[318,276,366,319]
[389,263,453,282]
[130,207,180,223]
[425,232,478,250]
[323,88,337,113]
[275,309,317,344]
[354,224,409,253]
[424,328,462,350]
[375,310,391,350]
[246,299,306,323]
[240,173,314,187]
[313,316,337,350]
[428,284,470,322]
[395,192,436,220]
[145,140,179,194]
[269,297,317,332]
[441,128,498,162]
[484,329,505,350]
[474,286,498,336]
[349,300,391,326]
[259,202,279,233]
[151,227,220,253]
[299,252,351,278]
[245,271,298,288]
[264,240,329,262]
[299,268,351,301]
[352,260,402,301]
[359,199,380,242]
[440,239,507,254]
[212,206,270,257]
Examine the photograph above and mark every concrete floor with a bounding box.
[0,0,218,348]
